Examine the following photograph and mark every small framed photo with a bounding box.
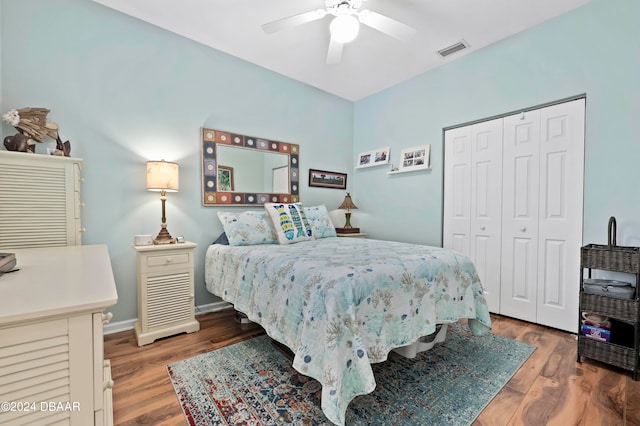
[217,165,234,191]
[309,169,347,189]
[399,144,430,171]
[356,146,390,168]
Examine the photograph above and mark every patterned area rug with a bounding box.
[167,324,534,426]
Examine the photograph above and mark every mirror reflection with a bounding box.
[217,146,289,193]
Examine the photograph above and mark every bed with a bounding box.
[205,211,491,425]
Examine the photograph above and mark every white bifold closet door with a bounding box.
[443,118,503,313]
[444,98,585,333]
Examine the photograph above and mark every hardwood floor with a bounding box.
[104,309,640,425]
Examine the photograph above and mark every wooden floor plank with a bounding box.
[105,309,639,426]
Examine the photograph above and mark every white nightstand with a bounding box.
[337,232,368,238]
[133,242,199,346]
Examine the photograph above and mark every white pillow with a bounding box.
[264,202,314,245]
[304,204,337,238]
[216,211,277,246]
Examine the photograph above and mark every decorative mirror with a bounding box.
[201,128,300,205]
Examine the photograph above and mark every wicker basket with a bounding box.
[578,337,637,371]
[581,244,640,273]
[580,293,639,323]
[581,217,640,273]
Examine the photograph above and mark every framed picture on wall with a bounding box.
[308,169,347,189]
[399,144,430,171]
[218,165,234,191]
[356,146,390,168]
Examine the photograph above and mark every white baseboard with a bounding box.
[103,301,233,335]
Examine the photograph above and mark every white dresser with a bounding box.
[0,150,84,250]
[0,245,118,425]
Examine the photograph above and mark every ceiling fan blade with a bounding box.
[358,10,416,42]
[262,9,327,34]
[326,36,344,64]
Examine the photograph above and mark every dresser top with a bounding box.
[0,244,118,325]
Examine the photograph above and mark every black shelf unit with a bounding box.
[577,243,640,380]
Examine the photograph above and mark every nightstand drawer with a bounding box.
[145,252,191,269]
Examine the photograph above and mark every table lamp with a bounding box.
[336,192,360,234]
[147,160,179,244]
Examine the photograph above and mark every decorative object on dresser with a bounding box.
[577,216,640,380]
[0,151,84,250]
[146,160,179,244]
[0,245,118,425]
[335,192,360,234]
[134,241,199,346]
[201,127,299,206]
[0,252,16,271]
[308,168,347,189]
[0,252,17,275]
[2,107,72,156]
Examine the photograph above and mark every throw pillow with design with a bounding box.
[304,204,337,238]
[216,210,278,246]
[264,202,314,245]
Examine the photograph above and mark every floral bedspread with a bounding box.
[204,237,491,425]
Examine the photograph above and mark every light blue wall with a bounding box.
[0,0,354,323]
[353,0,640,248]
[2,0,638,325]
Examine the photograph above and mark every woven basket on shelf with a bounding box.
[580,293,638,322]
[578,338,637,371]
[581,217,640,277]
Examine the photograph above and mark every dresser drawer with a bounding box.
[142,251,192,273]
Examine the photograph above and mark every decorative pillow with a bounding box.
[216,211,277,246]
[304,204,337,238]
[264,202,314,245]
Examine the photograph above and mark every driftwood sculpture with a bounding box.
[2,107,71,156]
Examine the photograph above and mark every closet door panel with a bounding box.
[443,127,472,257]
[500,110,540,323]
[469,119,503,312]
[536,99,585,332]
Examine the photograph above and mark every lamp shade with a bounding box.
[330,15,360,43]
[147,160,179,192]
[338,193,358,210]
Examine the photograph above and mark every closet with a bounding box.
[443,98,585,333]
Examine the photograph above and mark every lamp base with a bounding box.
[153,225,175,244]
[335,227,361,234]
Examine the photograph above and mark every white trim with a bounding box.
[103,301,233,335]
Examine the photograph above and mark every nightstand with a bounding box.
[337,232,367,238]
[133,242,199,346]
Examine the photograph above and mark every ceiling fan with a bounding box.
[262,0,416,64]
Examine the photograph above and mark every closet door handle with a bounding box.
[480,226,486,231]
[520,226,527,232]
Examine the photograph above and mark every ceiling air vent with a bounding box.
[437,40,469,58]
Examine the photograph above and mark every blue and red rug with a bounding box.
[167,323,534,425]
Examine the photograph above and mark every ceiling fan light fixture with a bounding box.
[330,14,360,43]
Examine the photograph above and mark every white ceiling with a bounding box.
[93,0,591,101]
